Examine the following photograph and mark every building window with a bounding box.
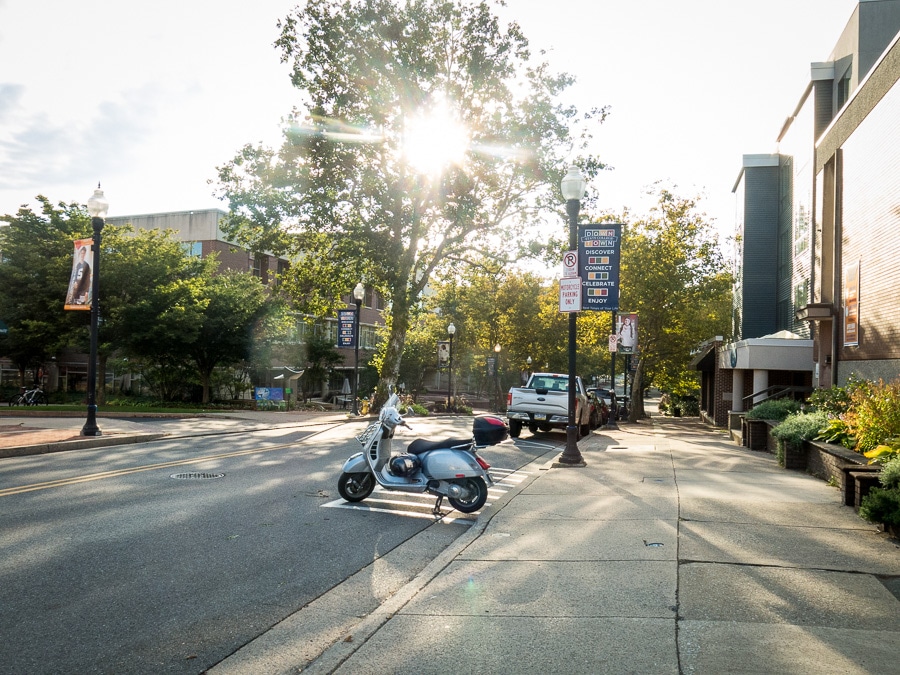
[837,67,852,109]
[182,241,202,257]
[794,279,809,310]
[253,254,269,282]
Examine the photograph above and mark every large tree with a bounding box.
[189,271,271,403]
[0,198,90,383]
[216,0,604,404]
[617,189,733,420]
[98,226,214,403]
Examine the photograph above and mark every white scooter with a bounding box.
[337,394,508,515]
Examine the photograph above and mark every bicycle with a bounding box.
[10,385,47,406]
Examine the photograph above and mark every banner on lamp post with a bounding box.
[615,312,638,354]
[579,224,621,311]
[337,309,356,348]
[64,238,94,310]
[437,340,450,367]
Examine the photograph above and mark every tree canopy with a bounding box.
[617,188,733,418]
[0,197,90,381]
[215,0,605,402]
[1,198,279,402]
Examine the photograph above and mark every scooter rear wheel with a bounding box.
[447,477,488,513]
[338,472,375,502]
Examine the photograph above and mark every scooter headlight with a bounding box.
[381,406,403,429]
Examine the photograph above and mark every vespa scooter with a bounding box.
[337,394,508,515]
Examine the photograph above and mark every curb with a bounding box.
[0,433,169,459]
[297,448,562,674]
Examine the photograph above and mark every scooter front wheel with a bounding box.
[447,477,488,513]
[337,472,375,502]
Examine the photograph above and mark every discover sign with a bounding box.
[578,224,621,311]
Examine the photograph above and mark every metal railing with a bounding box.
[742,385,813,409]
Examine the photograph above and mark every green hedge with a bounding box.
[745,398,802,422]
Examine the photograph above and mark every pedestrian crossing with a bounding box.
[321,466,531,524]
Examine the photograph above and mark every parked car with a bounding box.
[591,387,619,419]
[586,391,608,428]
[506,373,591,438]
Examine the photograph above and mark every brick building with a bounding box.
[696,0,900,425]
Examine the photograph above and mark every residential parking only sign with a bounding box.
[578,224,621,311]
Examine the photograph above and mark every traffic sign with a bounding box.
[562,250,578,278]
[559,277,582,313]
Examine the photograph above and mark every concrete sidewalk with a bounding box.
[4,407,899,672]
[219,413,900,674]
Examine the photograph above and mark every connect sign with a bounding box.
[578,224,621,311]
[338,309,356,348]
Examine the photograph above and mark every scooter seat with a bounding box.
[407,437,472,455]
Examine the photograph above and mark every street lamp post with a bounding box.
[81,184,108,437]
[350,282,365,415]
[494,343,502,412]
[559,165,587,465]
[447,323,456,410]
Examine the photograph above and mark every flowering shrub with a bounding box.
[847,379,900,455]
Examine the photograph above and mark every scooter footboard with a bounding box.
[421,448,492,484]
[341,452,369,474]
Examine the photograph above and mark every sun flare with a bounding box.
[402,98,470,176]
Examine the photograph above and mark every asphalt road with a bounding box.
[0,416,561,674]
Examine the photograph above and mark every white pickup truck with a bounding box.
[506,372,590,438]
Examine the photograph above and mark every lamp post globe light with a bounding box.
[351,282,365,416]
[559,165,587,466]
[81,184,109,437]
[447,322,456,410]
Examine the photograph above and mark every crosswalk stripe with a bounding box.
[323,466,527,520]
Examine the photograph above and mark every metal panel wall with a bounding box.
[740,165,780,339]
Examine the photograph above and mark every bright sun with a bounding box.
[402,98,470,176]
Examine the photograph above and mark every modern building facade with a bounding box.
[698,0,900,426]
[105,209,289,283]
[2,209,387,402]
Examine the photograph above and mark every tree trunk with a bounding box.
[200,369,212,404]
[375,290,411,410]
[629,360,645,421]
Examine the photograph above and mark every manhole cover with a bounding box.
[170,472,225,480]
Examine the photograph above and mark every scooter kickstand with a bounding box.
[432,495,446,518]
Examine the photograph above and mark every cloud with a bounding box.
[0,85,162,191]
[0,83,24,118]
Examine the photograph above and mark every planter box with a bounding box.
[805,439,867,484]
[778,439,808,470]
[849,471,882,509]
[745,419,772,451]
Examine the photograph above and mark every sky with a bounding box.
[0,0,863,241]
